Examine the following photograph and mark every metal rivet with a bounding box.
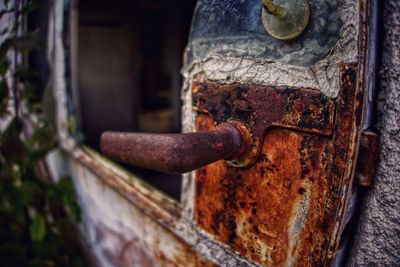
[262,0,310,41]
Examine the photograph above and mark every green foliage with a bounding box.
[30,215,46,241]
[0,1,85,266]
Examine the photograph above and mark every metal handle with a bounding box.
[262,0,287,18]
[100,121,251,174]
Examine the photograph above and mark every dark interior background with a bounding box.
[76,0,197,200]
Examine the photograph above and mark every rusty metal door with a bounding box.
[184,1,379,264]
[55,0,380,266]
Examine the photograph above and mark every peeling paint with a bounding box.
[43,0,375,265]
[194,65,364,266]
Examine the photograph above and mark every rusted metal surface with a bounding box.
[355,130,379,187]
[193,83,334,167]
[44,0,380,265]
[100,121,251,174]
[194,64,362,266]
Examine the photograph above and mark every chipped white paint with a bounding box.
[51,0,77,151]
[285,182,311,267]
[0,0,17,131]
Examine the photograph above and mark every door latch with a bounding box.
[100,83,334,173]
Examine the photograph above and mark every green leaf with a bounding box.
[67,202,81,223]
[29,148,50,162]
[26,119,56,161]
[58,177,75,203]
[0,1,85,265]
[31,103,42,112]
[58,177,73,197]
[30,215,46,242]
[50,177,81,223]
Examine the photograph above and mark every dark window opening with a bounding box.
[76,0,197,200]
[27,0,51,105]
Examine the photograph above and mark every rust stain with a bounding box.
[193,83,335,167]
[355,130,379,187]
[194,64,361,266]
[152,229,218,267]
[322,64,361,262]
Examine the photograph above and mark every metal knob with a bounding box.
[100,121,251,174]
[261,0,310,41]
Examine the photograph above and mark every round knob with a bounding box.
[100,121,251,174]
[261,0,310,41]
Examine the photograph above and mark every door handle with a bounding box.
[101,83,335,174]
[100,121,251,174]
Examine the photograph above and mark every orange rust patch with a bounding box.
[194,64,360,266]
[193,83,335,168]
[195,117,329,265]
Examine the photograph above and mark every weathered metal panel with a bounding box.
[194,64,362,266]
[69,148,218,267]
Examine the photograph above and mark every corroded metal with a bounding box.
[355,130,379,187]
[100,121,251,174]
[194,65,362,266]
[193,82,335,167]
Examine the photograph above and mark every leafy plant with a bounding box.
[0,1,84,266]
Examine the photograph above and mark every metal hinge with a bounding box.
[355,130,379,187]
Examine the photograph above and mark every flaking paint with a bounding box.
[194,65,361,266]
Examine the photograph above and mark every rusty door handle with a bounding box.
[100,121,251,174]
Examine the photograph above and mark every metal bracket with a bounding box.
[193,83,335,167]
